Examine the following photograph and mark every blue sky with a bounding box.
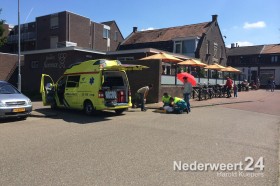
[1,0,279,47]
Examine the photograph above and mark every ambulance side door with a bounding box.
[64,75,80,108]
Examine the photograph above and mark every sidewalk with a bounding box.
[146,89,270,109]
[30,90,274,117]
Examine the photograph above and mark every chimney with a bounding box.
[231,43,235,48]
[133,27,138,33]
[212,15,218,22]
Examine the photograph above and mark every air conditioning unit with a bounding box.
[57,41,77,48]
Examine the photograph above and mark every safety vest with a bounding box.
[162,95,171,104]
[174,97,184,103]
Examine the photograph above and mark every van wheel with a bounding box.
[84,101,94,115]
[115,109,126,115]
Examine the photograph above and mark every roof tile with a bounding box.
[122,22,211,45]
[262,44,280,54]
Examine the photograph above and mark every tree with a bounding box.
[0,8,7,47]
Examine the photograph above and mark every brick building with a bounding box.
[118,15,227,67]
[1,11,124,53]
[0,11,124,95]
[227,44,280,87]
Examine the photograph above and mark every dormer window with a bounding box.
[174,41,182,53]
[173,37,198,57]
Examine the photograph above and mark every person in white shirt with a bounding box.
[137,84,153,111]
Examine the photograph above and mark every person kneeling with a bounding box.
[163,97,188,114]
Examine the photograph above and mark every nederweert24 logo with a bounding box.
[173,157,265,177]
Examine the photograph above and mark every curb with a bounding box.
[146,100,253,109]
[29,112,58,118]
[191,100,253,108]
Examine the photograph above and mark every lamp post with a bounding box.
[257,55,261,77]
[18,0,21,91]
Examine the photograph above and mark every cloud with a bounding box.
[226,41,254,48]
[141,27,156,31]
[243,21,266,29]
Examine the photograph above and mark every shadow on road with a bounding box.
[0,117,27,124]
[33,108,125,124]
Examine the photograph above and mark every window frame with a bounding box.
[66,75,81,88]
[50,13,59,29]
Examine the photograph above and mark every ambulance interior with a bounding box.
[102,71,129,103]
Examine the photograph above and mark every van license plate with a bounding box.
[105,91,117,99]
[13,108,26,112]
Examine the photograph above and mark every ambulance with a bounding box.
[40,59,147,115]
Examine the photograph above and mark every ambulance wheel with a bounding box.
[84,101,94,115]
[115,109,126,115]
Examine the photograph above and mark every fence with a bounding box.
[161,75,243,86]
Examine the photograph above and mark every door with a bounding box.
[64,75,80,108]
[40,74,55,106]
[56,76,67,107]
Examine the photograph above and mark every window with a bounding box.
[206,40,210,54]
[31,61,39,69]
[50,14,59,29]
[103,25,110,39]
[182,40,195,55]
[271,56,278,63]
[174,40,196,57]
[66,76,80,88]
[50,36,58,49]
[213,42,218,58]
[114,31,118,41]
[23,24,28,32]
[174,41,182,53]
[104,77,124,87]
[117,57,134,61]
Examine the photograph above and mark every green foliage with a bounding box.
[198,68,205,78]
[0,8,7,47]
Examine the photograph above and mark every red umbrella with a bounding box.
[177,72,196,86]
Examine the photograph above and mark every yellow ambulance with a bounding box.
[40,59,147,115]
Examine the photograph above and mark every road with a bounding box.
[0,90,279,186]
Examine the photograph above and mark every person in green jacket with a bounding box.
[162,92,171,107]
[168,97,188,114]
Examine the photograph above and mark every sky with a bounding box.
[1,0,279,47]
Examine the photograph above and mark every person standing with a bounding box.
[233,84,238,97]
[271,80,275,92]
[256,77,260,89]
[225,77,233,98]
[267,79,271,91]
[182,77,193,113]
[137,84,153,111]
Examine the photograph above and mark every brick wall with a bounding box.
[0,53,21,83]
[160,85,184,100]
[122,60,161,103]
[22,50,103,94]
[67,12,91,49]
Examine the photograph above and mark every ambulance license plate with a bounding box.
[13,108,26,113]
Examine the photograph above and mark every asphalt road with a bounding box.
[0,91,279,186]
